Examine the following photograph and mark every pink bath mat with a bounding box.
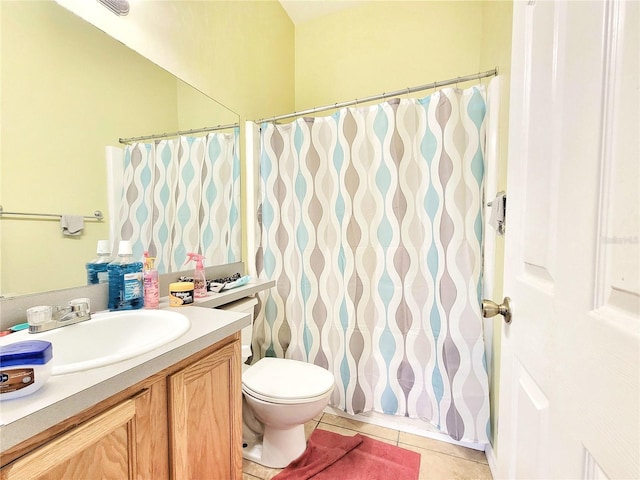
[273,428,421,480]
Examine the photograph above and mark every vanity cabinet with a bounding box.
[168,340,242,479]
[55,400,142,479]
[0,389,161,480]
[0,333,241,480]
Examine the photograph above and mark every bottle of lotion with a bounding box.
[143,252,159,309]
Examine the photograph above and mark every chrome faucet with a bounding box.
[28,300,92,333]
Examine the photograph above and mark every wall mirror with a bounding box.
[0,1,241,297]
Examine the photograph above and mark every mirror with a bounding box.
[0,1,240,297]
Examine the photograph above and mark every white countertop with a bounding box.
[0,279,274,453]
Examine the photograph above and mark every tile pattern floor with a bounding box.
[243,412,493,479]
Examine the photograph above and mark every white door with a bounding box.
[496,1,639,479]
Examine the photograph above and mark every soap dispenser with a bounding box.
[143,252,159,309]
[184,253,207,298]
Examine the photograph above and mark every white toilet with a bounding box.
[219,297,335,469]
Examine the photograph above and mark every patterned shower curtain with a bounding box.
[114,128,241,272]
[254,87,490,444]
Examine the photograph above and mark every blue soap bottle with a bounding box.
[107,240,144,311]
[86,239,112,285]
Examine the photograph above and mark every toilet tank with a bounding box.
[217,297,258,362]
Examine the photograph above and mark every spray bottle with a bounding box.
[185,253,207,298]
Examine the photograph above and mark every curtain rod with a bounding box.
[119,122,239,144]
[254,68,498,124]
[0,205,104,221]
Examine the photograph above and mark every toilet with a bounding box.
[219,297,335,469]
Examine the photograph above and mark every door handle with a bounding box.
[482,297,512,324]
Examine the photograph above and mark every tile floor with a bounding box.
[243,412,493,480]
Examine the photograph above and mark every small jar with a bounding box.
[169,282,194,307]
[0,340,53,400]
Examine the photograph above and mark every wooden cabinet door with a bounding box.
[168,340,242,480]
[1,393,146,480]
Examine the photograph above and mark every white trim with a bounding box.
[483,76,502,298]
[105,146,123,252]
[593,0,621,310]
[483,76,502,393]
[584,448,610,480]
[245,121,260,276]
[485,441,499,480]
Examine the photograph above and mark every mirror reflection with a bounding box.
[0,1,240,297]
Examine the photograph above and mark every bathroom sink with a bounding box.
[1,310,190,375]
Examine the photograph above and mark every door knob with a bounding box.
[482,297,512,324]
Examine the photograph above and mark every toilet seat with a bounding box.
[242,357,334,405]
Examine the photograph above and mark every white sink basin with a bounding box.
[1,310,190,375]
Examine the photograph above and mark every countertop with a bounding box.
[0,278,274,453]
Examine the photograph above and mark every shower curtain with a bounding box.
[113,129,241,272]
[254,87,490,444]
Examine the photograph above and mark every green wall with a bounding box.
[295,1,484,111]
[0,0,294,295]
[1,1,178,294]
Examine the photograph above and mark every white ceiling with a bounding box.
[278,0,364,25]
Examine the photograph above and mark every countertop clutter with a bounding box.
[0,278,274,453]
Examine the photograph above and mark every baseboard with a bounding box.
[485,441,499,478]
[322,406,487,452]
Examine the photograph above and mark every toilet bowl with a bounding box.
[242,357,334,468]
[218,298,335,469]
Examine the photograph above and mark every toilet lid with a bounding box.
[242,357,334,402]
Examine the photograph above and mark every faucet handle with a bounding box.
[27,299,91,334]
[68,298,91,312]
[26,305,53,326]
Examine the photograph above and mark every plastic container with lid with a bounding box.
[169,281,194,307]
[0,340,53,400]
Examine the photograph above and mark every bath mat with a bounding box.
[273,429,421,480]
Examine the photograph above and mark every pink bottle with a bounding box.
[185,253,207,298]
[143,252,159,309]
